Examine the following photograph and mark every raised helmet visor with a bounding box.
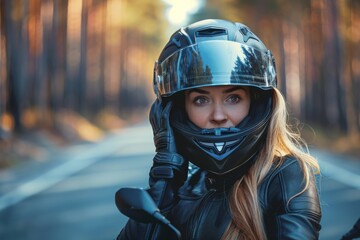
[154,40,277,97]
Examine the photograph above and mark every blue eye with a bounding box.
[194,97,208,105]
[226,95,240,103]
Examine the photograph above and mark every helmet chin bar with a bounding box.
[195,139,243,160]
[196,127,244,160]
[171,97,272,176]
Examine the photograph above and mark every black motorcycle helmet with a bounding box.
[153,19,277,176]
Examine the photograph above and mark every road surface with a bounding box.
[0,123,359,239]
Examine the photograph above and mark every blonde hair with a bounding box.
[221,88,320,240]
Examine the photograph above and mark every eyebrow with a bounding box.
[187,88,209,94]
[187,86,247,95]
[223,86,247,93]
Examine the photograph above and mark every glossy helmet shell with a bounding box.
[153,19,277,175]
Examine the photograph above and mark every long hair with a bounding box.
[221,88,320,240]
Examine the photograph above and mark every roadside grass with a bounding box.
[0,109,147,170]
[301,124,360,159]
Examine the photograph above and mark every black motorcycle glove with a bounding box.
[148,99,188,209]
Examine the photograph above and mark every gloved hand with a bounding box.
[150,99,177,153]
[148,99,188,209]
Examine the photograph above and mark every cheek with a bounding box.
[185,105,208,128]
[228,101,251,125]
[229,107,249,124]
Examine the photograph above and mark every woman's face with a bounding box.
[185,86,251,129]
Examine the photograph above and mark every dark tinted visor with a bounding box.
[154,41,277,97]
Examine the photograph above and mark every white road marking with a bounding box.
[317,158,360,190]
[0,125,153,211]
[1,127,359,211]
[312,149,360,190]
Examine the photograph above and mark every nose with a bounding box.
[210,103,228,126]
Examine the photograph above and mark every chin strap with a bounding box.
[200,127,240,135]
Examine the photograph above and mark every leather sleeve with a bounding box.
[116,166,203,240]
[260,157,322,239]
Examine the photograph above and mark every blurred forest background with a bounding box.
[0,0,359,168]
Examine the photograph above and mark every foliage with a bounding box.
[0,0,169,141]
[0,0,359,151]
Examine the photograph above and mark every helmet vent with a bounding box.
[239,26,257,43]
[196,28,227,37]
[196,139,241,157]
[195,28,228,42]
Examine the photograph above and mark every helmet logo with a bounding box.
[196,139,241,161]
[215,142,225,152]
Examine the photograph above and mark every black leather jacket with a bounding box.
[117,156,322,239]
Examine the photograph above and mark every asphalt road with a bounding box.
[0,124,359,240]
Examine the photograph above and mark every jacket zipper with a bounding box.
[190,189,216,239]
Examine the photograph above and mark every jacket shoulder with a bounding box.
[259,155,322,238]
[259,155,320,212]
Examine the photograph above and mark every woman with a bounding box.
[117,19,322,239]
